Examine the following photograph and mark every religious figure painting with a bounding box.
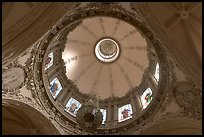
[65,98,82,116]
[118,104,133,122]
[50,78,62,99]
[141,87,153,109]
[45,52,54,70]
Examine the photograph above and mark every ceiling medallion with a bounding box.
[3,67,25,91]
[95,38,120,63]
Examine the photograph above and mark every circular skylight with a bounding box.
[95,38,120,63]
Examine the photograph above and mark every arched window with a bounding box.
[100,109,107,124]
[50,78,62,99]
[65,98,82,117]
[45,52,54,70]
[118,104,133,122]
[154,63,159,82]
[140,87,153,109]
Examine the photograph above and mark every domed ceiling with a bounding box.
[62,16,149,99]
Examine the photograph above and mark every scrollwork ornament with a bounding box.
[2,64,26,93]
[173,81,201,120]
[17,2,175,134]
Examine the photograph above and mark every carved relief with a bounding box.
[174,81,201,120]
[3,2,196,135]
[35,2,172,134]
[3,67,25,91]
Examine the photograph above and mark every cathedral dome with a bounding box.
[17,2,174,134]
[2,2,202,135]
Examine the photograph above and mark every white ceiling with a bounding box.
[62,17,149,99]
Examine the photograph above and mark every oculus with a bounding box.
[95,38,120,63]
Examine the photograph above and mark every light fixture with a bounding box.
[76,95,103,131]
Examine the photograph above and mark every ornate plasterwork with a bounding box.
[2,65,25,92]
[2,31,92,135]
[141,78,201,133]
[173,81,202,120]
[30,2,174,134]
[45,2,165,101]
[3,2,201,135]
[3,34,64,134]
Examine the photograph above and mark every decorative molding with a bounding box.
[31,2,172,134]
[3,2,196,135]
[173,81,201,120]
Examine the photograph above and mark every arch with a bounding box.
[141,118,202,135]
[2,99,61,135]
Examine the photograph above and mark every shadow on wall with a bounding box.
[2,99,61,135]
[141,117,202,135]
